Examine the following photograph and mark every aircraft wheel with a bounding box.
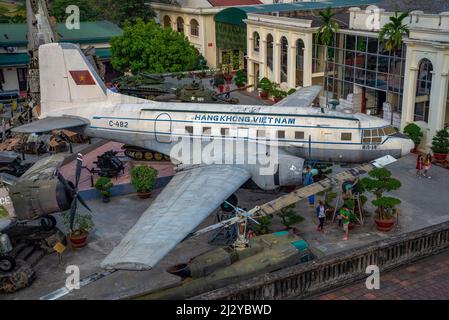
[144,152,154,161]
[164,155,171,161]
[154,153,163,161]
[134,151,143,160]
[0,255,16,273]
[40,215,57,231]
[221,194,238,212]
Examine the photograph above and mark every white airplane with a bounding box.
[12,43,414,271]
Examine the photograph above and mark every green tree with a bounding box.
[379,11,409,124]
[96,0,155,27]
[111,20,201,74]
[50,0,99,22]
[316,7,339,110]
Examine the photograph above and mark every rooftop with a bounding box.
[0,20,123,47]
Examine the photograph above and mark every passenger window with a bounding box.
[295,131,304,139]
[363,129,372,137]
[185,126,193,135]
[362,137,371,143]
[202,127,211,135]
[277,131,285,139]
[221,128,229,136]
[257,130,266,138]
[341,133,352,141]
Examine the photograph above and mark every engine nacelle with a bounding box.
[250,155,304,191]
[9,179,73,221]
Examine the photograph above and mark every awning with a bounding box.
[95,48,112,59]
[0,53,29,67]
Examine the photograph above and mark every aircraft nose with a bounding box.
[401,138,415,156]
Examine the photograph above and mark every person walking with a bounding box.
[423,153,432,179]
[416,154,423,177]
[225,84,230,99]
[340,206,350,241]
[316,201,326,232]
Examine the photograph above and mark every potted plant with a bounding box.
[362,167,402,232]
[216,76,225,93]
[234,69,247,90]
[276,204,304,232]
[258,77,272,99]
[404,123,423,152]
[63,212,94,248]
[271,88,287,103]
[95,177,113,203]
[343,199,357,230]
[131,165,158,199]
[431,129,449,161]
[223,66,233,82]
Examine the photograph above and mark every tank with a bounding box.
[122,145,170,161]
[131,231,313,300]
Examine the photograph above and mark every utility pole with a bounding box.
[25,0,58,122]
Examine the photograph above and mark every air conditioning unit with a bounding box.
[6,47,18,54]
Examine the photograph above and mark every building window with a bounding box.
[0,69,4,84]
[295,131,304,139]
[221,128,229,136]
[177,17,184,33]
[253,32,260,52]
[341,132,352,141]
[185,126,193,135]
[190,19,199,37]
[277,130,285,139]
[163,15,171,28]
[257,129,265,138]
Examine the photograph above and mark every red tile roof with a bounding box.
[208,0,262,7]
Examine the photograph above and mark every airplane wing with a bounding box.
[12,116,89,134]
[101,165,251,270]
[273,85,322,107]
[17,153,67,181]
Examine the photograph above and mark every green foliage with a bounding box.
[254,214,273,235]
[287,88,297,95]
[258,77,272,92]
[0,205,9,219]
[318,187,337,208]
[362,167,402,220]
[269,83,287,99]
[63,212,94,235]
[404,123,423,145]
[0,1,25,23]
[131,165,158,193]
[50,0,99,22]
[316,8,339,46]
[95,177,113,198]
[111,20,201,74]
[277,204,303,229]
[431,129,449,154]
[379,11,410,53]
[234,69,247,87]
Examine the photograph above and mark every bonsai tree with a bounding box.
[258,77,272,98]
[234,69,247,88]
[95,177,114,202]
[403,123,423,147]
[131,165,158,195]
[253,214,273,235]
[431,129,449,155]
[277,204,304,229]
[362,167,401,221]
[317,187,337,219]
[63,212,94,237]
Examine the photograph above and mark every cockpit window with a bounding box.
[384,126,397,135]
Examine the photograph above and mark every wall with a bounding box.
[1,67,20,91]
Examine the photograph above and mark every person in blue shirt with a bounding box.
[304,166,315,206]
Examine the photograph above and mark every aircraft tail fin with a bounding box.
[39,43,108,115]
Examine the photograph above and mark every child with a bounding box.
[340,206,350,241]
[424,153,432,179]
[416,154,423,177]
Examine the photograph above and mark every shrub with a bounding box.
[95,177,113,198]
[258,77,272,93]
[63,212,94,236]
[234,69,247,87]
[431,129,449,154]
[254,214,273,235]
[403,123,423,145]
[131,165,158,193]
[287,88,297,95]
[277,204,303,229]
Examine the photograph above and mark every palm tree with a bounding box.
[379,11,409,124]
[316,7,339,111]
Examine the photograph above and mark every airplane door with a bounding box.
[154,113,172,143]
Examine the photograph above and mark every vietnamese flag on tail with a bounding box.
[69,70,96,85]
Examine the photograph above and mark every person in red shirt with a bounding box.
[416,154,423,177]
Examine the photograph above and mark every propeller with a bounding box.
[57,153,92,231]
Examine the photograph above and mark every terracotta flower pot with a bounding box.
[218,85,224,93]
[68,231,89,248]
[260,91,268,99]
[374,218,395,232]
[138,191,151,199]
[433,153,448,162]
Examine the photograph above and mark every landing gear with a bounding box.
[40,215,57,231]
[0,255,16,273]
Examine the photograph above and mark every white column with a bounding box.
[303,34,313,87]
[288,44,296,89]
[400,46,418,131]
[260,39,267,78]
[273,41,281,84]
[247,61,255,92]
